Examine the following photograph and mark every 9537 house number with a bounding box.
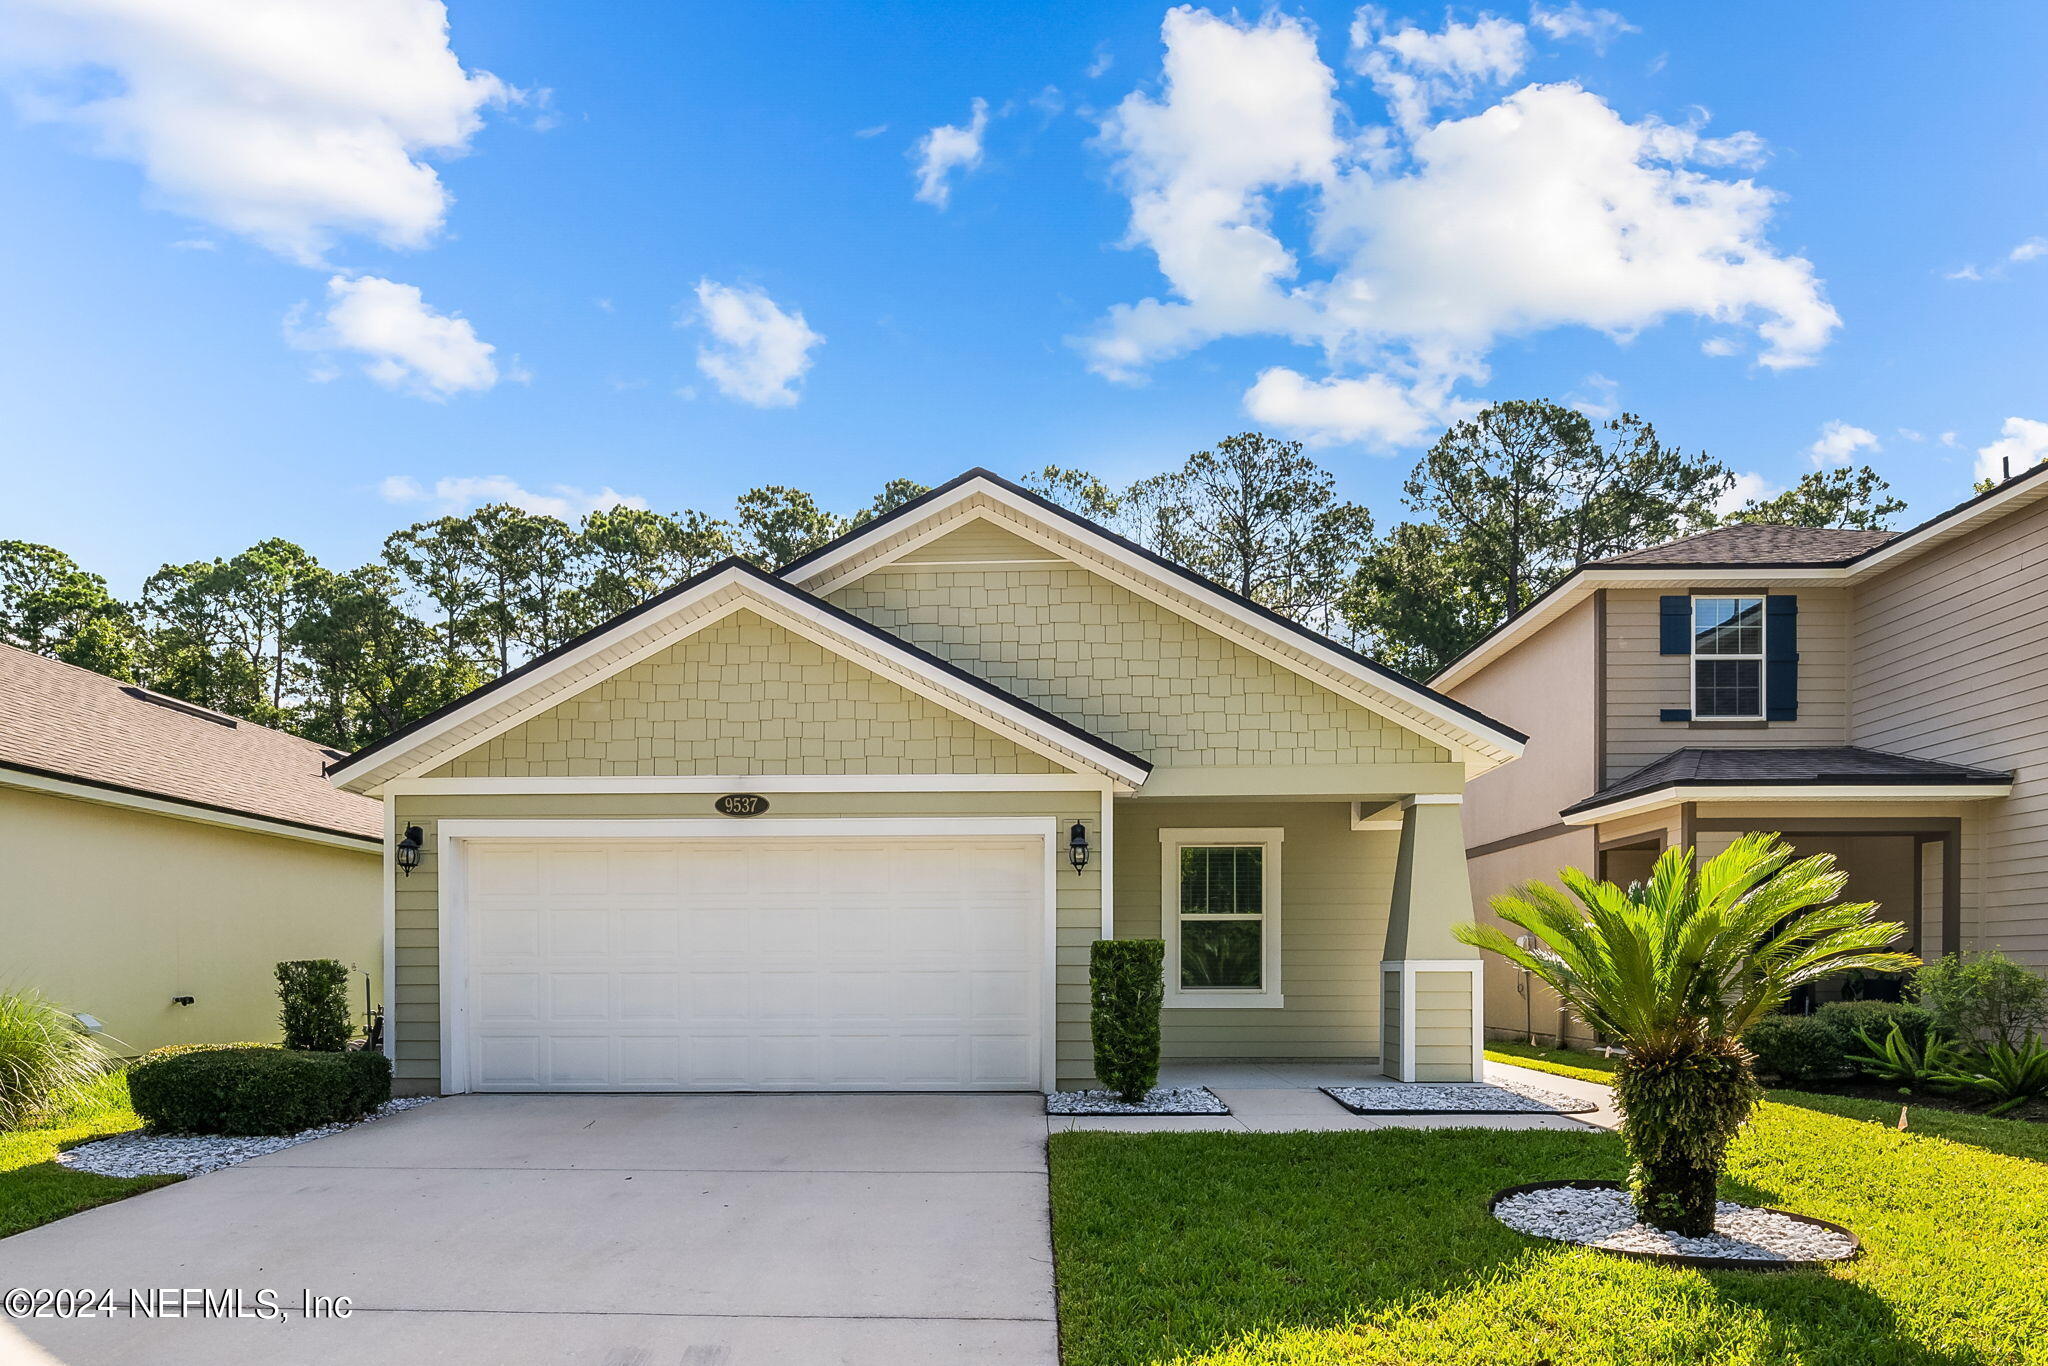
[714,794,769,817]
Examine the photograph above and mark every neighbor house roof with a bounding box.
[0,643,380,845]
[1589,524,1898,568]
[1433,456,2048,691]
[1559,745,2014,823]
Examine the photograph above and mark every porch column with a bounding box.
[1380,794,1483,1083]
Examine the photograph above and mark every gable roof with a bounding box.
[1560,745,2013,822]
[1433,455,2048,691]
[1590,524,1897,568]
[0,643,379,844]
[779,468,1527,765]
[326,557,1152,793]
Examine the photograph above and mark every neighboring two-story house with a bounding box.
[1439,463,2048,1045]
[327,470,1525,1096]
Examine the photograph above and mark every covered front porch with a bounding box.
[1092,786,1484,1085]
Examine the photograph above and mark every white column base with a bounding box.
[1378,959,1483,1083]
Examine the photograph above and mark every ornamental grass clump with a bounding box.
[1457,833,1916,1236]
[0,988,114,1131]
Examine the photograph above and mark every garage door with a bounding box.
[459,837,1045,1092]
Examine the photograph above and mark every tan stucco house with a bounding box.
[327,470,1526,1095]
[0,644,382,1053]
[1439,464,2048,1046]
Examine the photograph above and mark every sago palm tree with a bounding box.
[1456,833,1916,1235]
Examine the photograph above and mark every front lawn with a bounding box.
[0,1071,178,1239]
[1050,1099,2048,1365]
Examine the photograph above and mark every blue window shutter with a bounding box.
[1660,708,1692,723]
[1766,595,1798,721]
[1660,596,1690,655]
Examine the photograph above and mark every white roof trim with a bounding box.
[327,564,1147,795]
[0,763,379,851]
[787,479,1525,769]
[1437,467,2048,691]
[1560,782,2012,825]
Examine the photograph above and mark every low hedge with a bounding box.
[128,1047,390,1136]
[1815,1000,1935,1051]
[1742,1015,1851,1083]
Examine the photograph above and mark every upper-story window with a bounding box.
[1691,596,1765,719]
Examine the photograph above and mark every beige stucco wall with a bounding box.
[1449,596,1598,847]
[1604,586,1852,784]
[390,790,1104,1094]
[2,785,380,1055]
[1111,800,1397,1064]
[430,610,1062,777]
[1468,826,1599,1046]
[1849,502,2048,972]
[828,564,1449,771]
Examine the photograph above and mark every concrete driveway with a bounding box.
[0,1093,1057,1365]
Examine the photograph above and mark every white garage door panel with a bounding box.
[462,837,1043,1092]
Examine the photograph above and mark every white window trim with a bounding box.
[1689,594,1767,721]
[1159,826,1284,1009]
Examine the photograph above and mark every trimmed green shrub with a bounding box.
[0,989,112,1130]
[1741,1014,1848,1083]
[128,1047,390,1136]
[1915,951,2048,1050]
[276,960,352,1052]
[133,1041,276,1067]
[1816,1000,1935,1053]
[1934,1038,2048,1116]
[1091,939,1164,1103]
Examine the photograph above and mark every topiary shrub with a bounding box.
[128,1047,390,1136]
[1816,1000,1935,1054]
[275,960,352,1052]
[133,1041,276,1067]
[1091,939,1164,1103]
[1741,1014,1849,1083]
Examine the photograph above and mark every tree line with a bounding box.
[2,399,1903,750]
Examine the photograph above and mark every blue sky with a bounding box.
[5,1,2048,595]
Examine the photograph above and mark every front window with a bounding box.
[1161,828,1283,1008]
[1692,596,1765,719]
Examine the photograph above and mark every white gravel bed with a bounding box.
[1323,1079,1597,1114]
[1046,1086,1229,1115]
[58,1096,438,1178]
[1494,1184,1857,1264]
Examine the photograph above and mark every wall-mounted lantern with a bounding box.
[1067,821,1091,875]
[395,825,426,876]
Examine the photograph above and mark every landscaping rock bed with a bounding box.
[1491,1180,1860,1268]
[1046,1086,1229,1115]
[58,1096,437,1178]
[1323,1080,1598,1115]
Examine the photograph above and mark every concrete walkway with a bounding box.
[0,1093,1058,1366]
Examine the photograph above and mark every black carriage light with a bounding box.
[395,825,426,876]
[1067,821,1091,874]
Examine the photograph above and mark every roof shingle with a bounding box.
[0,644,379,841]
[1592,524,1898,568]
[1562,745,2012,818]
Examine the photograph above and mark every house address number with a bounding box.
[714,794,769,817]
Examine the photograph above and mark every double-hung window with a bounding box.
[1160,828,1283,1008]
[1691,596,1766,719]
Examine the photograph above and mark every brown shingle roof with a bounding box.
[1592,524,1898,568]
[0,644,379,842]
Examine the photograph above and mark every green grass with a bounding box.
[1050,1100,2048,1365]
[1485,1041,1619,1081]
[0,1072,179,1239]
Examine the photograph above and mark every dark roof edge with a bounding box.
[780,468,1529,749]
[1558,769,2015,819]
[328,555,1150,782]
[1,758,380,844]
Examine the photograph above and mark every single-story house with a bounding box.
[327,469,1527,1096]
[1438,461,2048,1044]
[1,643,382,1053]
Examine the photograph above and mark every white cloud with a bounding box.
[1566,372,1620,419]
[1082,9,1838,445]
[1529,3,1639,53]
[1716,469,1781,517]
[290,274,498,399]
[1806,419,1880,467]
[1087,45,1114,79]
[1700,335,1741,356]
[1243,367,1465,448]
[1351,7,1529,134]
[1946,234,2048,282]
[1897,427,1925,443]
[854,123,889,138]
[2011,236,2048,263]
[1939,430,1959,447]
[380,474,645,520]
[1975,417,2048,484]
[691,279,823,407]
[2,0,511,266]
[912,97,990,208]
